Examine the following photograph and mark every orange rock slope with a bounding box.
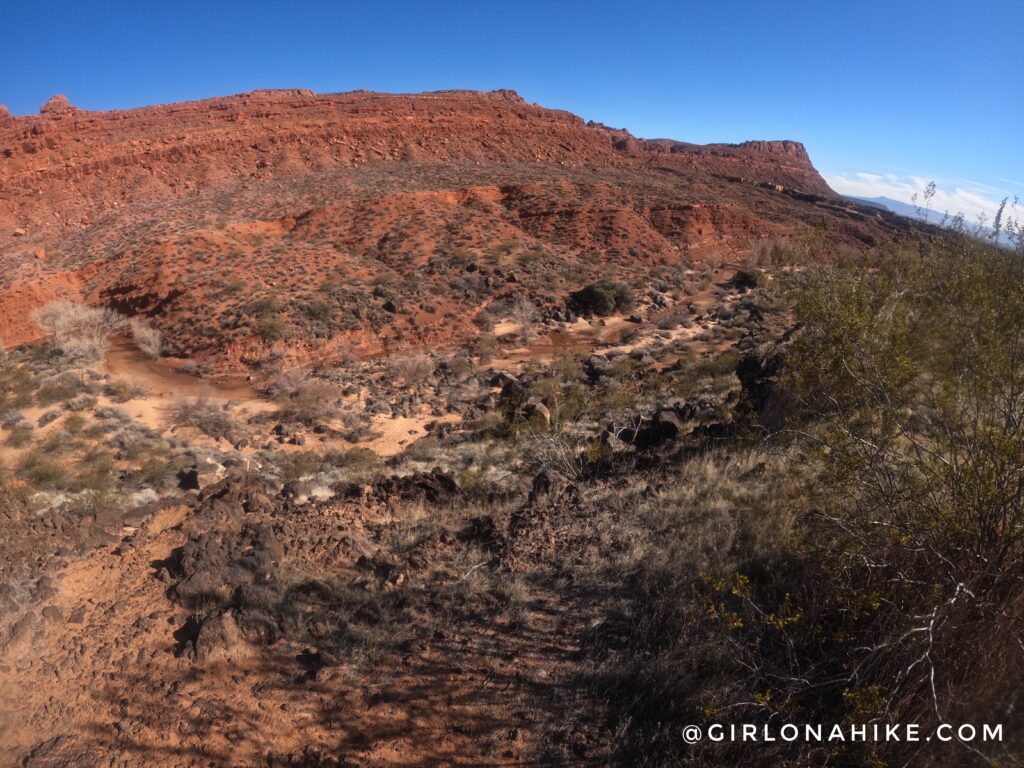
[0,89,893,358]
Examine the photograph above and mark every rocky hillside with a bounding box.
[0,89,895,358]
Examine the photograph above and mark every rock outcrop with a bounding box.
[0,89,894,357]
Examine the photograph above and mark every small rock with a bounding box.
[42,605,63,622]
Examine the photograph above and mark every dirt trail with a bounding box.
[105,339,257,401]
[364,411,461,457]
[103,342,458,456]
[0,495,600,767]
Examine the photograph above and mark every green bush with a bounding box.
[590,227,1024,766]
[255,315,286,342]
[71,448,116,492]
[730,267,763,290]
[277,450,323,482]
[103,379,144,403]
[769,229,1024,744]
[277,381,339,425]
[568,279,635,317]
[4,421,34,448]
[18,453,66,490]
[0,363,36,412]
[36,377,84,406]
[172,397,239,441]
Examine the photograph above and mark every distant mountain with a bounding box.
[847,195,1016,247]
[850,196,944,222]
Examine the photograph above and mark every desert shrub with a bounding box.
[509,297,539,340]
[445,248,476,268]
[93,405,132,427]
[321,447,383,483]
[598,229,1024,766]
[277,381,339,425]
[690,348,742,383]
[30,301,124,364]
[335,409,373,442]
[324,446,380,470]
[442,353,475,378]
[730,267,763,290]
[103,378,145,403]
[617,325,641,344]
[35,375,86,405]
[568,280,635,317]
[456,465,491,493]
[109,423,164,460]
[0,361,36,412]
[172,396,239,441]
[748,236,793,266]
[388,354,434,388]
[299,298,332,323]
[475,334,498,364]
[129,318,162,358]
[37,409,61,427]
[511,361,654,481]
[520,427,608,482]
[62,413,87,433]
[255,315,286,342]
[60,489,129,518]
[249,294,282,317]
[263,366,310,398]
[276,450,323,482]
[771,230,1024,743]
[17,451,67,490]
[472,311,495,332]
[71,448,116,492]
[135,455,177,486]
[654,310,690,330]
[248,294,288,342]
[224,276,248,295]
[65,393,98,411]
[4,421,34,448]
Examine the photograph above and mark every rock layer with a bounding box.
[0,89,893,357]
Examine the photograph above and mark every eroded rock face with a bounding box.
[172,522,283,610]
[4,91,833,220]
[166,516,287,662]
[0,89,892,358]
[39,94,76,116]
[632,138,834,197]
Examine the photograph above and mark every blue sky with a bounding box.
[2,0,1021,221]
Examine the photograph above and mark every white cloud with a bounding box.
[826,172,1017,226]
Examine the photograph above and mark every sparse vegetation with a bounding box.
[3,78,1021,768]
[172,395,240,441]
[582,227,1024,766]
[388,353,434,388]
[30,301,124,364]
[129,318,162,358]
[510,296,539,340]
[276,380,340,425]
